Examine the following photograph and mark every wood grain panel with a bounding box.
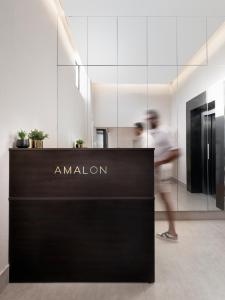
[9,149,155,283]
[9,149,154,198]
[9,199,154,282]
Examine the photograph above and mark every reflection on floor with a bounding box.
[1,221,225,300]
[155,181,219,211]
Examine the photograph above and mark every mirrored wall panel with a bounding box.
[67,17,88,65]
[207,17,225,66]
[118,17,147,65]
[177,66,208,211]
[177,17,207,66]
[88,17,117,65]
[58,66,88,148]
[206,65,225,210]
[89,66,118,148]
[176,65,225,211]
[148,66,178,211]
[148,17,177,65]
[117,66,148,148]
[57,16,225,211]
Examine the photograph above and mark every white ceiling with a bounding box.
[62,0,225,17]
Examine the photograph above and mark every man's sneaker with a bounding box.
[156,231,178,242]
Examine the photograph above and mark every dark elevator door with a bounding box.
[202,111,216,195]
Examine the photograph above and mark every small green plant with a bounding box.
[28,129,48,141]
[76,139,84,145]
[17,130,27,140]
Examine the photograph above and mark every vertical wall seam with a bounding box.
[56,14,59,148]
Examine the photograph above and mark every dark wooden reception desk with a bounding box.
[9,148,155,283]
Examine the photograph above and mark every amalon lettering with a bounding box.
[54,165,108,175]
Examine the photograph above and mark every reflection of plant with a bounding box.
[18,130,27,140]
[76,139,84,145]
[28,129,48,141]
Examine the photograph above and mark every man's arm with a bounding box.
[155,149,180,167]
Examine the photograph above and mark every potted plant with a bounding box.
[16,130,29,148]
[28,129,48,149]
[76,139,84,148]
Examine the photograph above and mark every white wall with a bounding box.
[0,0,58,277]
[0,0,90,278]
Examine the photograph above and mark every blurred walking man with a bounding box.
[147,110,180,241]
